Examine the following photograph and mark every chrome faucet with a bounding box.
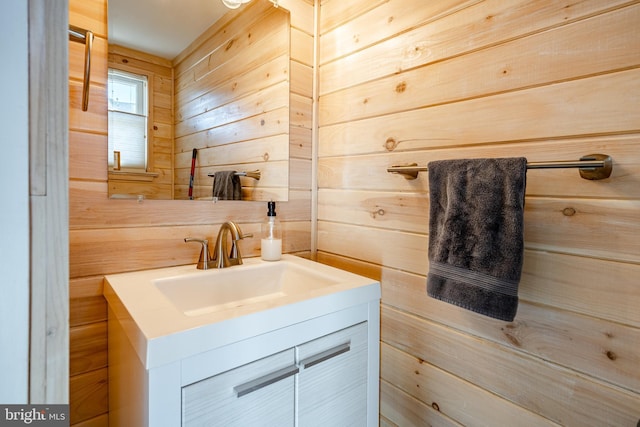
[184,221,251,269]
[211,221,251,268]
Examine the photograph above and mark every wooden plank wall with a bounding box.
[68,0,314,424]
[69,2,109,424]
[317,0,640,426]
[107,45,174,200]
[173,0,291,201]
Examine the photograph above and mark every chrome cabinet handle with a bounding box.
[234,365,299,398]
[299,342,351,370]
[234,341,351,398]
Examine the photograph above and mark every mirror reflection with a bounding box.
[107,0,290,201]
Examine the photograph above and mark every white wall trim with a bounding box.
[0,0,30,404]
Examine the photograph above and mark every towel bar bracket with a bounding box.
[388,163,421,180]
[577,154,612,180]
[387,153,613,181]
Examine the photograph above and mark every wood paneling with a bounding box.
[382,306,639,426]
[382,343,559,426]
[69,296,107,327]
[320,0,637,95]
[69,131,107,182]
[69,221,311,277]
[68,0,314,424]
[68,0,106,38]
[319,63,639,127]
[317,0,640,425]
[173,1,291,201]
[70,323,108,377]
[69,368,108,425]
[380,380,461,427]
[317,191,640,264]
[68,0,110,418]
[370,260,640,393]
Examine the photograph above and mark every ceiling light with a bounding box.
[221,0,251,9]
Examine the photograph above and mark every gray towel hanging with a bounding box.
[426,157,528,321]
[212,171,242,200]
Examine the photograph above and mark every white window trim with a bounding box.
[107,67,155,173]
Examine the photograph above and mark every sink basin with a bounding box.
[103,254,380,368]
[154,260,340,316]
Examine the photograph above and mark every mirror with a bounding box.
[107,0,290,201]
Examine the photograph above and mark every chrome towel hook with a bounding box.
[69,25,94,111]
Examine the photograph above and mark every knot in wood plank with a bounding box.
[385,137,399,151]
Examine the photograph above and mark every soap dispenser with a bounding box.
[261,201,282,261]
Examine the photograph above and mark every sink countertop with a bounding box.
[104,254,381,369]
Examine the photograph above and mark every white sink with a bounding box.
[104,255,380,368]
[154,259,341,316]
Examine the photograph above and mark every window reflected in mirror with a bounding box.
[108,69,148,172]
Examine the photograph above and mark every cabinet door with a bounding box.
[297,322,369,426]
[182,348,297,427]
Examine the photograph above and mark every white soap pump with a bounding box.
[261,201,282,261]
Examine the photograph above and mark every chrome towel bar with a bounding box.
[388,153,613,181]
[208,170,261,180]
[69,25,94,111]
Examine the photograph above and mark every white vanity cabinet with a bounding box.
[297,322,368,425]
[108,296,380,427]
[182,348,297,426]
[105,256,380,427]
[181,322,368,427]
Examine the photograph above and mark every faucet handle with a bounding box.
[184,238,210,270]
[230,233,252,263]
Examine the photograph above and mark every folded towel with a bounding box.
[426,157,527,321]
[212,171,242,200]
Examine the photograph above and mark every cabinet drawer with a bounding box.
[297,322,369,426]
[182,348,296,426]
